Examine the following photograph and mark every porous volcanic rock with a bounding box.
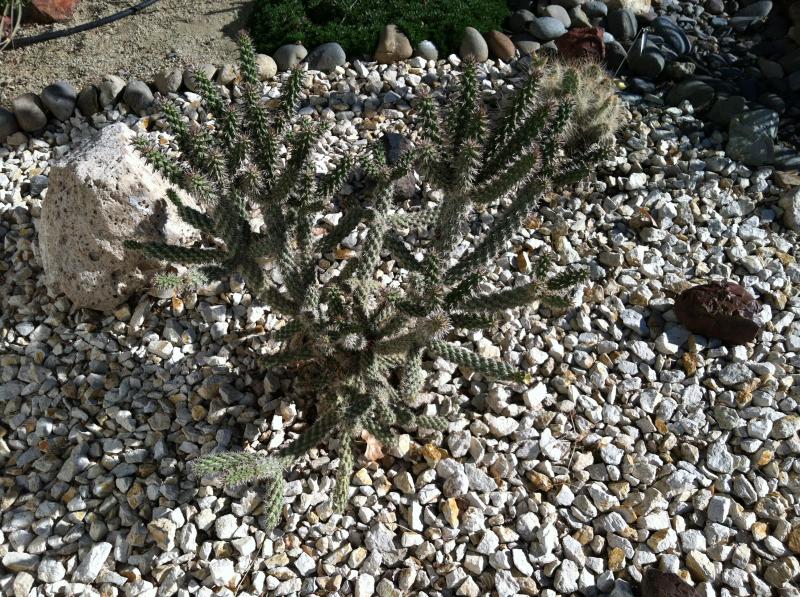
[38,123,201,311]
[674,282,761,345]
[28,0,78,23]
[555,26,605,60]
[641,568,701,596]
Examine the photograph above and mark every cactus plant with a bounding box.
[127,34,621,529]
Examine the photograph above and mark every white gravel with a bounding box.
[1,53,799,597]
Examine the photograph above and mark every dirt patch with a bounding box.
[0,0,254,104]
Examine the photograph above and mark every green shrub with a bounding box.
[127,34,621,529]
[249,0,511,58]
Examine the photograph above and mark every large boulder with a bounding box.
[38,123,201,311]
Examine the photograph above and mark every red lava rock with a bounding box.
[554,27,606,61]
[674,281,760,345]
[641,568,701,596]
[1,16,11,40]
[28,0,79,23]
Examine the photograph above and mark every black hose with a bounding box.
[1,0,160,50]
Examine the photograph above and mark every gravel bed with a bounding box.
[1,54,799,597]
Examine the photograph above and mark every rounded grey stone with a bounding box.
[511,33,541,55]
[40,81,77,121]
[154,68,183,94]
[540,4,571,28]
[98,74,126,107]
[76,86,100,117]
[413,40,438,61]
[273,43,308,71]
[123,80,154,115]
[583,0,608,17]
[307,42,346,72]
[12,93,48,132]
[0,106,19,142]
[183,64,217,92]
[569,6,592,27]
[460,27,489,62]
[216,64,239,85]
[255,54,277,80]
[528,16,567,41]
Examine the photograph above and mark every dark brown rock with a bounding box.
[554,26,605,60]
[674,282,760,345]
[641,568,702,597]
[383,132,415,199]
[486,30,516,61]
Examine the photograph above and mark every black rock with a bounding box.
[507,0,532,10]
[605,41,628,71]
[40,81,77,121]
[607,8,638,42]
[737,78,762,100]
[29,175,49,197]
[382,132,412,165]
[708,94,747,126]
[629,48,666,78]
[705,0,725,14]
[758,92,785,113]
[628,77,657,93]
[76,86,100,117]
[12,93,48,132]
[789,70,800,92]
[736,0,772,18]
[651,16,691,56]
[666,79,716,111]
[779,48,800,74]
[383,132,415,199]
[641,568,703,597]
[0,107,19,142]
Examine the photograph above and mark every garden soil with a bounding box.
[0,0,253,103]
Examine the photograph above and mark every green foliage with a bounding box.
[248,0,510,57]
[127,33,620,530]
